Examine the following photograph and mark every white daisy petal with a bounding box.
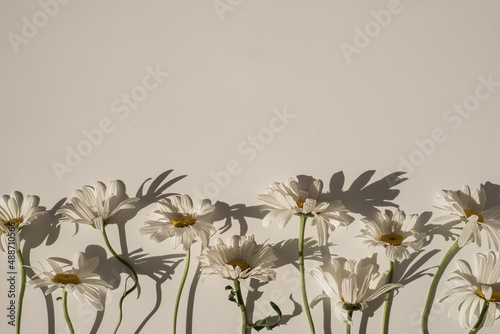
[359,209,425,262]
[310,257,402,325]
[57,180,138,230]
[27,253,111,311]
[442,251,500,329]
[140,195,216,250]
[198,234,277,284]
[257,176,351,243]
[435,185,500,250]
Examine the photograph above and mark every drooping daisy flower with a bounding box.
[359,209,425,262]
[257,176,350,246]
[57,180,139,231]
[310,257,402,326]
[435,185,500,249]
[27,252,111,310]
[58,180,139,333]
[198,235,277,290]
[441,252,500,330]
[0,191,45,252]
[139,194,216,250]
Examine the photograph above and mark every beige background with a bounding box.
[1,0,500,333]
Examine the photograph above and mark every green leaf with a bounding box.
[225,285,237,304]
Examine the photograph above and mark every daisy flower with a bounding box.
[0,191,45,334]
[359,209,425,262]
[435,185,500,249]
[198,234,277,290]
[257,176,350,245]
[139,194,216,251]
[28,252,110,310]
[258,176,351,333]
[441,252,500,330]
[199,235,281,333]
[140,194,216,334]
[57,180,138,231]
[310,257,402,326]
[0,191,45,252]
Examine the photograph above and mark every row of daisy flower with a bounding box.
[1,177,500,334]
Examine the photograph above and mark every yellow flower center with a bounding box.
[52,273,81,285]
[295,201,304,208]
[227,260,251,271]
[2,218,22,229]
[463,208,484,223]
[171,216,196,228]
[379,233,404,246]
[475,288,500,302]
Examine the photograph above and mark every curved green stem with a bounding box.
[173,248,190,334]
[382,261,395,334]
[468,301,490,334]
[101,225,139,334]
[346,310,354,334]
[16,251,26,334]
[299,215,315,334]
[233,279,248,334]
[62,288,75,334]
[421,240,459,334]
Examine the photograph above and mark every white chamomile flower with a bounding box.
[27,252,111,310]
[359,209,425,262]
[257,176,350,245]
[198,235,277,290]
[310,257,402,325]
[435,185,500,249]
[58,180,138,231]
[140,194,216,250]
[0,191,45,252]
[441,252,500,329]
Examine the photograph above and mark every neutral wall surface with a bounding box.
[2,1,500,333]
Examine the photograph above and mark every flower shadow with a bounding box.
[322,170,407,220]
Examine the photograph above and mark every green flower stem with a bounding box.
[346,310,354,334]
[62,288,75,334]
[101,225,139,334]
[299,215,315,334]
[233,279,248,334]
[16,250,26,334]
[382,260,395,334]
[173,248,190,334]
[421,239,459,334]
[469,301,490,334]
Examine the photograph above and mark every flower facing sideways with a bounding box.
[310,257,403,325]
[27,252,111,310]
[435,185,500,249]
[198,235,277,290]
[441,252,500,329]
[359,209,425,262]
[140,194,216,250]
[58,180,138,231]
[0,191,45,252]
[257,176,350,245]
